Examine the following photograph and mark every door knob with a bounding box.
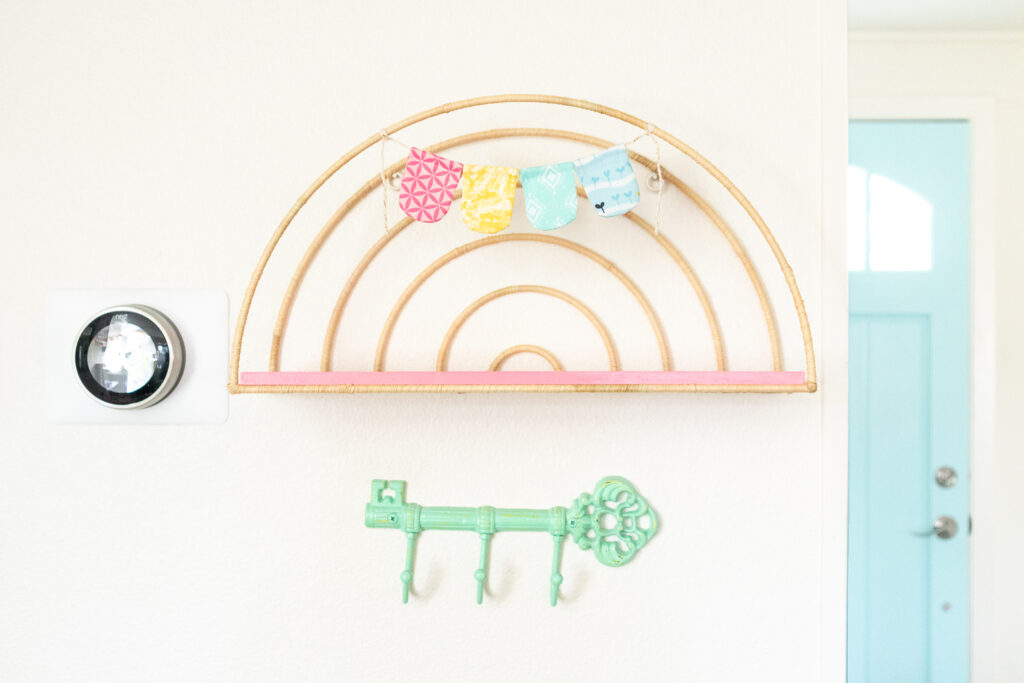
[913,516,958,539]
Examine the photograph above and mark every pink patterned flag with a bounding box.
[398,147,464,223]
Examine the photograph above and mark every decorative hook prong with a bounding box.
[475,533,491,604]
[550,535,565,606]
[401,532,417,604]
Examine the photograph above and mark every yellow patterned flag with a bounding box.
[460,164,519,234]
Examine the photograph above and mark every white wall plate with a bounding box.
[45,290,229,424]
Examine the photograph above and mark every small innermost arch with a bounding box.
[488,344,564,372]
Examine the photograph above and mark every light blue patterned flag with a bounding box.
[520,162,578,230]
[573,145,640,217]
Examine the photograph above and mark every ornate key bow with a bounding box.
[364,476,658,606]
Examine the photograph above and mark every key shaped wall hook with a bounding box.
[364,476,658,605]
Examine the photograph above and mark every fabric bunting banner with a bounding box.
[394,140,651,233]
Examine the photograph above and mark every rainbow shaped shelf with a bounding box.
[229,95,816,394]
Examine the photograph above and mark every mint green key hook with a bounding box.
[364,476,658,606]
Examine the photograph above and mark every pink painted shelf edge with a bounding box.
[239,371,807,387]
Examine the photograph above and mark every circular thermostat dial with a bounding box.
[74,305,185,409]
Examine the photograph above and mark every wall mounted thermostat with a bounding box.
[46,290,228,424]
[74,305,185,409]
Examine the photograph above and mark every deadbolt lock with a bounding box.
[935,466,957,488]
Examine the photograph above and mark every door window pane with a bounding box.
[847,166,934,272]
[868,174,933,271]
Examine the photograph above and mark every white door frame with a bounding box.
[849,97,997,683]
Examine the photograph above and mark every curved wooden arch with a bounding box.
[436,285,619,371]
[489,345,563,372]
[230,95,816,393]
[376,233,669,372]
[316,131,733,374]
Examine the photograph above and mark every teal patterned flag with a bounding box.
[520,162,579,230]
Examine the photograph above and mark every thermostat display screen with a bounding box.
[87,318,159,392]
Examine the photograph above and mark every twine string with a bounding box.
[378,130,390,234]
[645,123,664,236]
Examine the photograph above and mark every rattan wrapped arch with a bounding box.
[229,94,816,393]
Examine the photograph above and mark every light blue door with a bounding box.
[848,121,971,683]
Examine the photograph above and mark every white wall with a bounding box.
[0,3,847,681]
[849,31,1024,683]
